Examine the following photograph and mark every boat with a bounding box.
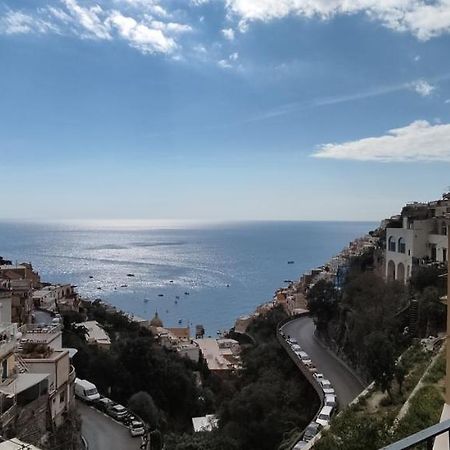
[89,275,94,279]
[178,319,182,324]
[169,280,174,283]
[175,296,180,299]
[174,300,178,305]
[127,273,135,277]
[184,292,190,295]
[144,299,149,303]
[284,280,293,283]
[287,261,295,264]
[158,294,164,297]
[120,284,128,288]
[226,284,230,287]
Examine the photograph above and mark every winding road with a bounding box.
[78,401,141,450]
[282,315,365,406]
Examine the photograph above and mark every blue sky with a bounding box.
[1,0,450,221]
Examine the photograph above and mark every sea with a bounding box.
[0,220,376,335]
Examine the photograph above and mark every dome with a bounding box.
[150,311,163,327]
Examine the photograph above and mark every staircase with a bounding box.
[408,299,419,336]
[15,353,29,374]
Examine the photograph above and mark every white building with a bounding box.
[385,195,449,283]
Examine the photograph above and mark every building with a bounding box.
[0,264,40,289]
[32,284,77,313]
[385,194,450,283]
[0,438,43,449]
[192,414,218,432]
[76,321,111,350]
[193,338,241,375]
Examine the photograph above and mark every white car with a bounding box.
[319,378,332,389]
[129,420,145,437]
[316,405,333,427]
[291,344,302,351]
[322,387,335,395]
[325,394,337,408]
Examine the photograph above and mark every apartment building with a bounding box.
[385,194,450,283]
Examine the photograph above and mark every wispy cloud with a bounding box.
[410,79,435,97]
[312,120,450,162]
[225,0,450,41]
[250,73,450,123]
[0,0,193,55]
[222,27,235,40]
[0,10,60,35]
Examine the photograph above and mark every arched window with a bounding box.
[398,237,406,254]
[397,262,405,283]
[388,236,396,252]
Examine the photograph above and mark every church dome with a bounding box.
[150,311,163,327]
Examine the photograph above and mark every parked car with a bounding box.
[129,420,145,437]
[319,378,332,389]
[108,404,128,421]
[291,344,302,351]
[324,394,337,408]
[74,378,100,402]
[123,413,137,426]
[288,338,298,345]
[313,373,324,381]
[316,405,333,427]
[303,422,321,442]
[293,440,308,449]
[322,387,335,395]
[298,351,311,361]
[95,397,115,413]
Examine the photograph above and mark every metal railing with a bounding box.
[381,419,450,450]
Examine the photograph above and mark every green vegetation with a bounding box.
[63,301,207,432]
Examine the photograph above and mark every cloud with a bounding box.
[107,11,177,53]
[225,0,450,41]
[410,79,435,97]
[0,10,59,34]
[222,27,235,40]
[218,51,239,68]
[312,120,450,162]
[0,0,193,55]
[62,0,111,39]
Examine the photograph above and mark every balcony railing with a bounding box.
[381,419,450,450]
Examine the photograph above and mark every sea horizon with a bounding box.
[0,220,377,334]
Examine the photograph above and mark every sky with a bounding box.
[1,0,450,222]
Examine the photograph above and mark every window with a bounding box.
[443,248,447,262]
[398,237,406,254]
[388,236,396,252]
[60,391,65,404]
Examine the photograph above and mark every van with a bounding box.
[316,406,333,427]
[74,378,100,402]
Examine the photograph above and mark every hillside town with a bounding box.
[0,193,449,449]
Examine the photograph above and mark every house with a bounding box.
[32,284,77,312]
[385,194,450,283]
[76,321,111,350]
[193,338,241,375]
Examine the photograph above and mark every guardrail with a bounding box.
[380,418,450,450]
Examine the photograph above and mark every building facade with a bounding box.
[385,195,450,283]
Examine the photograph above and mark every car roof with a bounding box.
[319,405,333,415]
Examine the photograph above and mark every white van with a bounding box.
[75,378,100,402]
[316,405,333,427]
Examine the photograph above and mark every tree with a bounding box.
[365,332,395,398]
[306,280,338,332]
[128,391,160,429]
